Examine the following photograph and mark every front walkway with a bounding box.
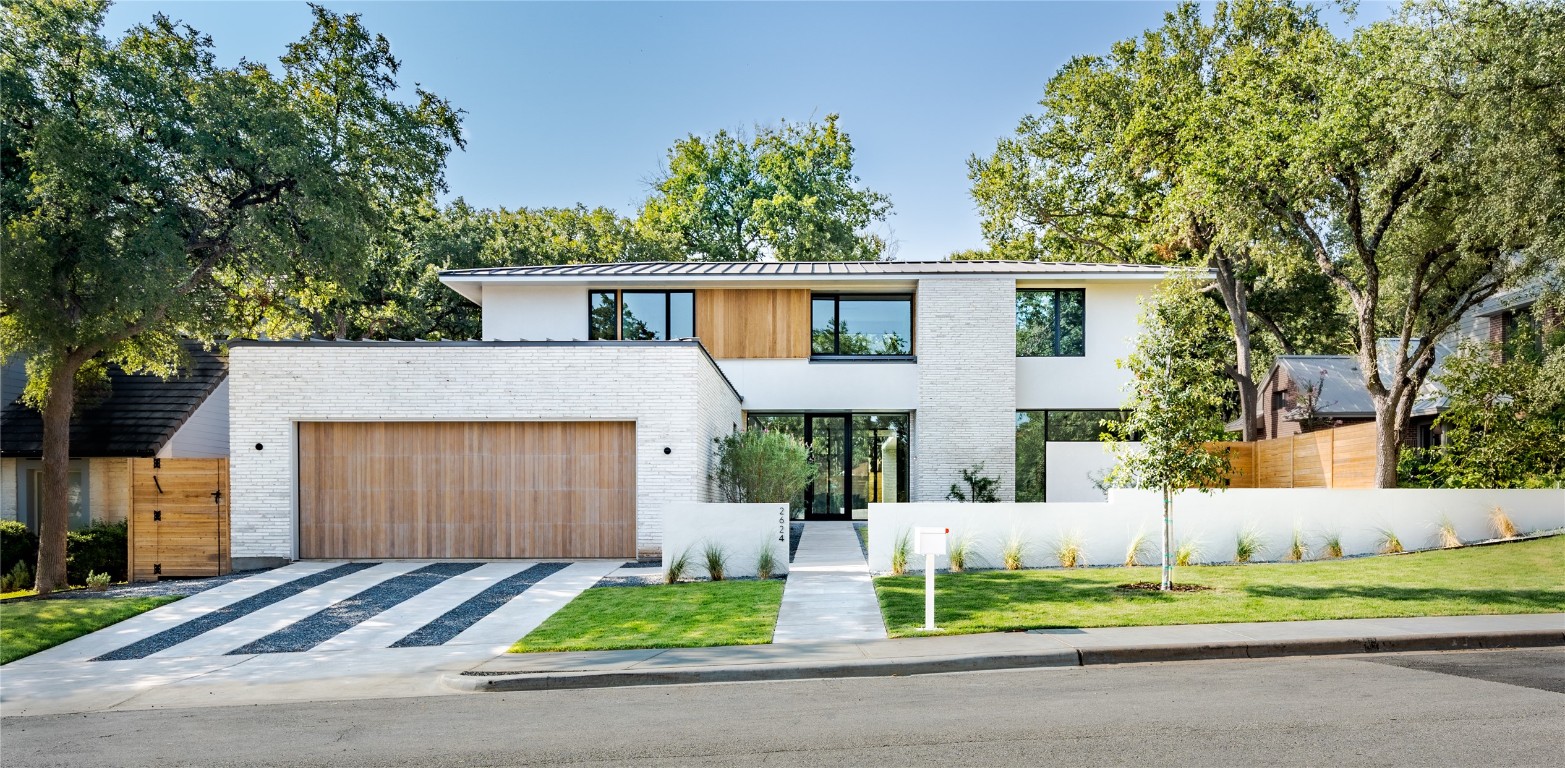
[773,522,887,643]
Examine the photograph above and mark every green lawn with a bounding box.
[512,580,785,653]
[875,536,1565,638]
[1,596,179,664]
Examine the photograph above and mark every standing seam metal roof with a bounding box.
[440,260,1177,278]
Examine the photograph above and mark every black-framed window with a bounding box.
[587,290,694,341]
[1017,289,1085,357]
[810,294,913,357]
[1015,409,1126,502]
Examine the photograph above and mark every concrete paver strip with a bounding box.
[313,561,537,652]
[142,562,423,659]
[773,522,887,643]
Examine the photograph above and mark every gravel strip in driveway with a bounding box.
[48,569,275,601]
[390,562,570,648]
[226,562,485,655]
[91,562,379,662]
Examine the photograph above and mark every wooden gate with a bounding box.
[129,458,230,582]
[1208,422,1379,489]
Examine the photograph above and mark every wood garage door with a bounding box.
[298,421,635,559]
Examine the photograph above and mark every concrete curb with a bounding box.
[443,629,1565,693]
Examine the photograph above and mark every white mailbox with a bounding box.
[914,527,949,556]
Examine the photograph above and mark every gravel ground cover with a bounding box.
[92,562,378,661]
[391,562,569,647]
[789,522,804,561]
[44,569,274,601]
[229,562,484,654]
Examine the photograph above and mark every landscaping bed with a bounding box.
[512,580,784,653]
[1,596,180,664]
[874,535,1565,637]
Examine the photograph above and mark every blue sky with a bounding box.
[104,2,1393,261]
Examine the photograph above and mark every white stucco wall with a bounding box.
[160,378,230,458]
[1015,281,1149,410]
[717,359,919,412]
[227,341,742,561]
[662,502,790,579]
[913,278,1018,502]
[868,488,1565,573]
[480,284,590,340]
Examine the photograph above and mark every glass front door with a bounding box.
[749,412,910,521]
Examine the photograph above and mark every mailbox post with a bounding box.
[913,527,948,631]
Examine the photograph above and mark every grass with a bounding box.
[873,535,1565,638]
[511,580,785,653]
[1,596,179,664]
[855,524,869,552]
[1,589,38,601]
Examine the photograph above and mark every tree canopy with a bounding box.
[0,0,463,591]
[637,114,892,261]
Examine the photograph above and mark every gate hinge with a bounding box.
[153,510,162,522]
[152,563,161,575]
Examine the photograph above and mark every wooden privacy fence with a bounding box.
[129,458,230,582]
[1208,422,1378,489]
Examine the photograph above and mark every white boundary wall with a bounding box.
[868,488,1565,573]
[662,502,790,579]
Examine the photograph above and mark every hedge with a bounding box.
[0,519,127,586]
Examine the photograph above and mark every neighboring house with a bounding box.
[0,344,230,531]
[228,260,1174,566]
[1252,341,1453,447]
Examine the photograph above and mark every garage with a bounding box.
[297,421,635,559]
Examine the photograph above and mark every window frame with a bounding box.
[1016,288,1087,358]
[809,293,916,359]
[587,289,695,341]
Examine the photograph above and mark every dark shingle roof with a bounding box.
[1,343,227,458]
[441,260,1176,278]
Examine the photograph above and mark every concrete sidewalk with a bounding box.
[447,613,1565,692]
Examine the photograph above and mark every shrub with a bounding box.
[1234,527,1266,563]
[1317,531,1344,559]
[0,520,38,576]
[1,561,31,593]
[86,570,112,591]
[1124,529,1153,567]
[66,520,127,585]
[890,529,913,575]
[1437,516,1463,549]
[947,530,977,572]
[702,541,728,581]
[755,542,779,580]
[1283,526,1308,562]
[946,463,999,503]
[1051,532,1085,568]
[1375,527,1404,555]
[711,429,814,504]
[665,547,691,584]
[1491,507,1519,539]
[1001,533,1027,571]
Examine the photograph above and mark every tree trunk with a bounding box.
[35,360,81,594]
[1372,399,1404,489]
[1211,251,1260,441]
[1161,484,1173,591]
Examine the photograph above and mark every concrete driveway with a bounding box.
[0,560,618,716]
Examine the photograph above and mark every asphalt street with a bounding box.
[3,648,1561,767]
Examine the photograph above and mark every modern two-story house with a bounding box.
[227,260,1172,568]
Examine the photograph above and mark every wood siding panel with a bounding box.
[695,289,811,359]
[130,458,229,582]
[297,421,635,559]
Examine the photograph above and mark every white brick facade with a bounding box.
[912,278,1018,502]
[227,341,741,561]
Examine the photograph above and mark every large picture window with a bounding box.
[810,294,913,357]
[1015,409,1125,502]
[588,290,694,341]
[1017,289,1085,357]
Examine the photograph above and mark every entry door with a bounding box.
[805,415,849,520]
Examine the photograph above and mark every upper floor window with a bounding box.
[588,290,694,341]
[811,294,913,357]
[1017,288,1085,357]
